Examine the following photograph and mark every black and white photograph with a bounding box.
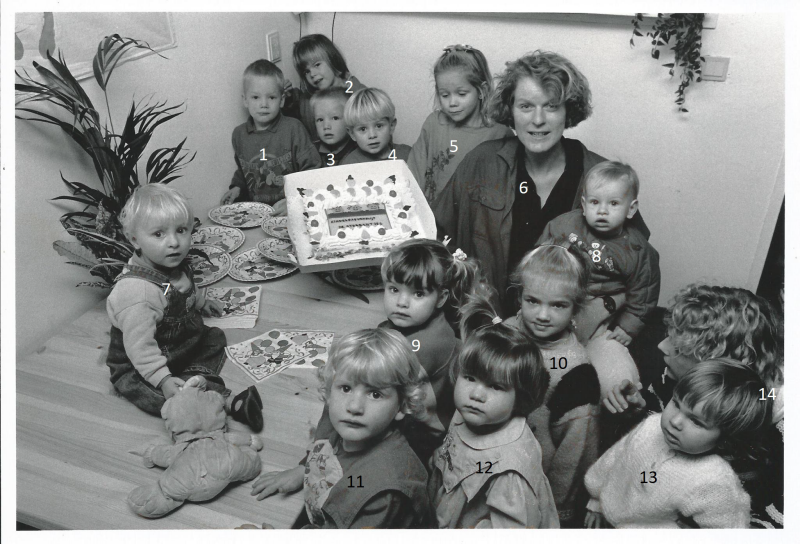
[2,1,794,539]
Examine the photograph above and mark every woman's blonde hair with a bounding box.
[488,50,592,129]
[118,183,193,240]
[319,328,426,420]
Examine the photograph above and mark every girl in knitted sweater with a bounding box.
[584,359,772,528]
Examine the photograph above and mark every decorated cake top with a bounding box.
[297,174,418,260]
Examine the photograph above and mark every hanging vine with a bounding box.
[631,13,705,112]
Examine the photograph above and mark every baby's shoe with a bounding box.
[231,386,264,432]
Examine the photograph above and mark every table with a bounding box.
[16,220,386,529]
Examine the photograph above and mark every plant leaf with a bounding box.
[53,240,99,266]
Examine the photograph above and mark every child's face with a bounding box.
[304,59,342,91]
[328,372,404,452]
[661,397,721,454]
[437,69,483,127]
[348,117,396,158]
[581,179,639,237]
[658,333,699,381]
[454,373,516,431]
[519,274,575,341]
[242,75,284,130]
[383,281,446,328]
[313,98,348,148]
[130,214,192,273]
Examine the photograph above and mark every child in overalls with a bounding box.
[106,184,263,431]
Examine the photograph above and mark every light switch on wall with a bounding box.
[267,31,281,62]
[703,56,729,82]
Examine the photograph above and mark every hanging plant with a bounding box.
[631,13,705,112]
[16,35,197,288]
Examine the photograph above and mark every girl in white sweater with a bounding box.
[584,359,772,528]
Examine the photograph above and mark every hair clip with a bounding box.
[443,44,473,54]
[453,248,468,261]
[442,235,452,247]
[492,316,503,325]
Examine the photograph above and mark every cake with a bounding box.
[297,174,420,260]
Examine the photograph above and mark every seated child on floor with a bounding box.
[584,359,772,528]
[251,328,432,529]
[220,59,321,213]
[504,243,601,526]
[310,87,358,166]
[339,87,412,165]
[539,161,660,347]
[308,239,491,465]
[428,295,559,528]
[106,184,263,431]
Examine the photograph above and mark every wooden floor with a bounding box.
[16,232,386,529]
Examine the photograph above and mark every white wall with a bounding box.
[304,12,784,305]
[15,12,300,356]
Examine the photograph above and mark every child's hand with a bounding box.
[221,187,241,205]
[202,299,224,317]
[251,466,304,500]
[607,326,633,346]
[161,376,186,399]
[271,198,288,216]
[603,379,646,414]
[283,79,293,94]
[585,511,606,528]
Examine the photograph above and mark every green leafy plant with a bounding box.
[631,13,705,112]
[15,35,196,287]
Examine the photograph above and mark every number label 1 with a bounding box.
[759,388,776,400]
[347,475,364,488]
[260,148,268,161]
[476,461,494,474]
[640,471,657,483]
[550,357,567,370]
[345,80,354,93]
[411,339,420,352]
[519,181,528,194]
[326,153,335,166]
[388,149,397,160]
[449,139,458,153]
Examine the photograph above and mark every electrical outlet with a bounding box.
[267,31,281,62]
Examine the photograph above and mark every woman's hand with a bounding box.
[251,466,305,500]
[202,299,224,317]
[585,511,607,528]
[603,379,646,414]
[221,187,241,205]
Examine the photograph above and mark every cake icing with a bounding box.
[298,174,419,260]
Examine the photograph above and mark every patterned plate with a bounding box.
[229,248,297,282]
[261,216,290,240]
[187,245,232,287]
[331,266,385,292]
[256,238,298,265]
[209,202,274,228]
[192,226,245,253]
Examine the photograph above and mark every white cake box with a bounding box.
[285,160,436,273]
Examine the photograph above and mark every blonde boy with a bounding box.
[339,87,411,165]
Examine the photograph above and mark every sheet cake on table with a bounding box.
[285,160,436,273]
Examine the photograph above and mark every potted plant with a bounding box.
[16,34,195,288]
[630,13,705,112]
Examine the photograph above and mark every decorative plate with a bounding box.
[188,245,232,287]
[229,248,297,282]
[208,202,274,228]
[331,266,385,292]
[192,226,245,253]
[256,238,298,265]
[261,216,290,240]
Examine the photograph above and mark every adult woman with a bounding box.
[607,284,784,529]
[433,51,646,308]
